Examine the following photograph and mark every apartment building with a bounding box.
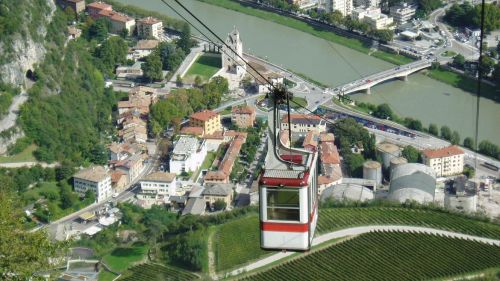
[280,114,327,134]
[170,136,208,174]
[231,105,256,129]
[97,10,136,35]
[327,0,353,16]
[389,3,416,24]
[190,110,222,136]
[422,145,465,177]
[73,166,112,203]
[137,172,177,204]
[352,7,394,29]
[87,1,112,19]
[137,17,163,39]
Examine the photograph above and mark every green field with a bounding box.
[214,215,269,272]
[290,97,307,109]
[98,270,118,281]
[317,208,500,239]
[213,208,500,272]
[103,243,149,273]
[118,263,199,281]
[184,54,222,83]
[0,143,37,163]
[238,231,500,281]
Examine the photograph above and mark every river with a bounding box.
[117,0,499,145]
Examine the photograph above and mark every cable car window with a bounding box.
[267,189,300,221]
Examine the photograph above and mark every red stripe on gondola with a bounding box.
[260,221,309,232]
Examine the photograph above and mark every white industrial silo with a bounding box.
[363,160,382,185]
[377,143,400,169]
[390,157,408,175]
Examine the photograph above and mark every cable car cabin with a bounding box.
[259,136,319,251]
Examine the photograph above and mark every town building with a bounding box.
[67,26,82,40]
[96,10,136,35]
[389,3,416,24]
[170,136,208,174]
[108,142,142,161]
[302,129,320,151]
[180,127,205,137]
[110,170,128,193]
[422,145,465,177]
[204,135,246,184]
[202,183,234,208]
[190,110,222,136]
[128,40,160,60]
[318,133,342,191]
[352,7,394,29]
[256,73,284,94]
[73,166,112,203]
[118,125,148,144]
[326,0,353,16]
[137,172,177,205]
[116,62,143,79]
[57,0,86,14]
[113,153,145,182]
[280,114,327,134]
[444,175,477,213]
[136,17,163,39]
[117,86,157,115]
[222,28,246,75]
[86,1,112,19]
[354,0,380,8]
[231,105,256,128]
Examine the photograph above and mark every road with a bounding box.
[0,92,28,132]
[225,225,500,279]
[0,161,59,168]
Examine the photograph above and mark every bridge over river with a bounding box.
[332,59,432,95]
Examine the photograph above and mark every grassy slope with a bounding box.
[118,263,200,281]
[184,54,222,82]
[103,243,149,273]
[98,271,118,281]
[238,232,500,281]
[214,208,500,272]
[0,144,37,163]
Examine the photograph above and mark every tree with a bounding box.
[157,42,186,71]
[0,192,66,278]
[463,166,475,178]
[142,54,163,82]
[463,137,474,149]
[89,144,108,165]
[176,74,184,87]
[450,131,461,145]
[177,23,192,53]
[452,54,465,69]
[86,18,110,41]
[213,200,227,211]
[472,4,500,32]
[479,56,495,76]
[344,154,365,177]
[428,123,439,136]
[478,140,499,159]
[194,76,202,88]
[371,29,394,42]
[373,103,393,119]
[64,7,76,21]
[493,63,500,85]
[440,125,452,141]
[402,145,420,163]
[56,161,75,181]
[59,182,78,209]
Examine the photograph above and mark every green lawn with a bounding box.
[371,50,414,65]
[290,97,307,109]
[103,243,149,273]
[98,270,118,281]
[441,50,457,57]
[213,207,500,272]
[426,68,498,101]
[184,54,222,83]
[201,151,217,170]
[238,231,500,281]
[214,215,270,272]
[0,144,37,163]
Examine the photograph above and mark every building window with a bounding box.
[266,188,300,221]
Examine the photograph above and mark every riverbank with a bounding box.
[195,0,412,66]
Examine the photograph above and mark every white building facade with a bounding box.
[222,28,246,76]
[422,145,465,177]
[327,0,353,16]
[138,172,177,203]
[352,7,393,29]
[170,136,208,174]
[73,166,112,203]
[389,3,416,24]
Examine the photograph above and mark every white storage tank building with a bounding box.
[363,160,382,185]
[321,183,374,203]
[377,143,400,169]
[389,163,436,204]
[390,157,408,175]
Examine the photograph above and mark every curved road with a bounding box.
[224,225,500,279]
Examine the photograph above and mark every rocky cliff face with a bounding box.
[0,0,56,87]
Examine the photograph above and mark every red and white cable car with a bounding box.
[259,92,319,251]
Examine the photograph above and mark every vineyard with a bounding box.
[213,208,500,272]
[214,215,270,272]
[317,208,500,239]
[238,231,500,281]
[118,263,199,281]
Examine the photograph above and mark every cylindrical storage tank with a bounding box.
[390,157,408,174]
[363,160,382,185]
[377,143,400,169]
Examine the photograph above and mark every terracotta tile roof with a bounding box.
[231,105,256,115]
[87,1,112,10]
[224,130,248,140]
[142,172,176,183]
[320,142,340,165]
[74,166,109,182]
[180,127,205,136]
[320,133,335,143]
[134,39,160,50]
[191,110,219,122]
[422,145,464,159]
[109,142,142,155]
[303,130,319,148]
[281,114,321,124]
[138,16,161,25]
[205,136,246,182]
[204,171,227,181]
[98,10,134,23]
[203,131,224,140]
[111,171,126,183]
